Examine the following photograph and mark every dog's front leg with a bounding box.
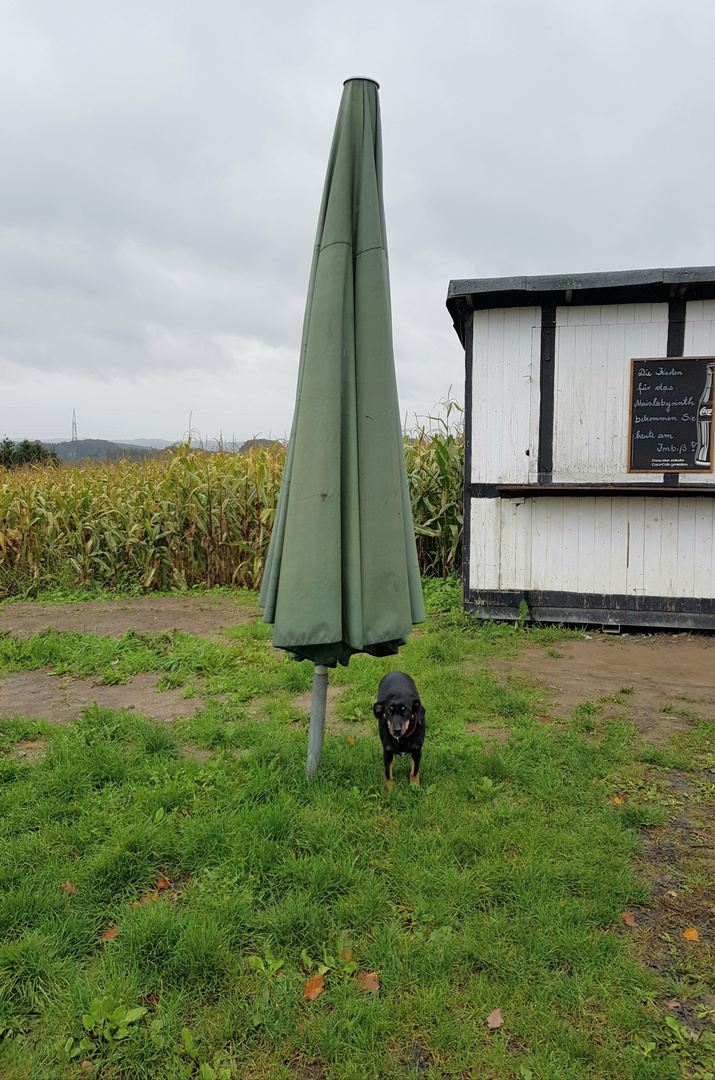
[409,747,421,785]
[383,748,394,790]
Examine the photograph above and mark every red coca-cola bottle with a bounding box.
[695,361,714,466]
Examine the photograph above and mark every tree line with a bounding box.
[0,438,59,469]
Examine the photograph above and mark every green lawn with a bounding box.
[0,582,712,1079]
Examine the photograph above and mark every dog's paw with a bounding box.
[410,772,420,785]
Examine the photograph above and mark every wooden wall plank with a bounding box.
[469,498,501,591]
[471,308,538,485]
[468,496,715,603]
[552,304,669,483]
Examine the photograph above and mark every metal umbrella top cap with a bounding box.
[343,76,380,87]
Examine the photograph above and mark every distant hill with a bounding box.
[238,438,284,453]
[47,440,167,464]
[44,437,283,463]
[116,438,177,449]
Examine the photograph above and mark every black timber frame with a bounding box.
[452,266,715,629]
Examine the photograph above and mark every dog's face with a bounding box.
[373,698,419,740]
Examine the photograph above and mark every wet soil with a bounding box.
[0,669,203,725]
[491,632,715,746]
[0,595,256,727]
[625,767,715,1032]
[0,594,258,639]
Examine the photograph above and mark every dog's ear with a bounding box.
[412,698,421,718]
[373,702,384,719]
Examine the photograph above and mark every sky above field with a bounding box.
[2,0,715,444]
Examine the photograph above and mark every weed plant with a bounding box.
[0,596,706,1078]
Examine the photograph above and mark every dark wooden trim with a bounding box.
[667,297,687,357]
[537,306,555,483]
[465,588,715,629]
[663,298,688,486]
[461,314,474,601]
[446,268,715,329]
[493,483,715,498]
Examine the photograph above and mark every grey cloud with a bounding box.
[2,0,715,440]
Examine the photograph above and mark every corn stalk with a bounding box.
[0,424,463,599]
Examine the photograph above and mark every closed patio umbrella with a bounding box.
[259,77,424,777]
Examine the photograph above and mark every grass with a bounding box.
[0,589,712,1078]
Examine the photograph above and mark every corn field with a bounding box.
[0,426,463,599]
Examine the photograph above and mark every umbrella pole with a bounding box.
[306,664,328,779]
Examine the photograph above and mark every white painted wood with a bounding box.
[693,503,715,597]
[470,308,539,485]
[469,496,715,600]
[625,499,647,595]
[608,499,629,594]
[552,303,669,484]
[469,497,501,591]
[466,297,715,623]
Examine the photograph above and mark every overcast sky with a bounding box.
[2,0,715,444]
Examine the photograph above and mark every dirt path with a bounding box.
[491,632,715,745]
[0,595,259,725]
[0,594,258,639]
[1,598,713,740]
[0,670,203,725]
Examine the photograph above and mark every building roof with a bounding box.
[447,265,715,344]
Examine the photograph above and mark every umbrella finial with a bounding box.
[343,76,380,88]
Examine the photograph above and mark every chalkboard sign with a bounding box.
[629,357,715,472]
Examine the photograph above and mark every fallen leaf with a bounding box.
[59,881,78,895]
[359,972,380,993]
[24,741,39,748]
[693,830,709,839]
[101,927,118,940]
[621,911,637,928]
[130,901,141,908]
[147,892,159,903]
[683,928,700,942]
[80,1061,93,1072]
[614,796,623,804]
[303,973,324,1001]
[665,1000,680,1008]
[341,948,353,962]
[537,715,552,723]
[486,1007,503,1029]
[156,875,171,890]
[347,737,355,745]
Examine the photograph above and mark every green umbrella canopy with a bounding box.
[259,77,424,667]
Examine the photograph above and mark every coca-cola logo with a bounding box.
[699,405,713,418]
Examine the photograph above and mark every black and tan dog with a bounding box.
[373,671,426,788]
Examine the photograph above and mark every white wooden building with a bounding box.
[447,267,715,629]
